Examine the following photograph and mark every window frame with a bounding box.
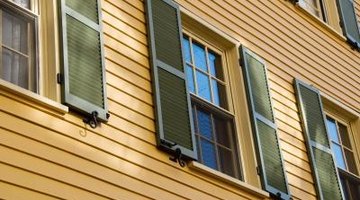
[183,30,242,180]
[181,11,261,187]
[0,0,61,105]
[322,95,360,200]
[0,0,39,93]
[326,114,359,175]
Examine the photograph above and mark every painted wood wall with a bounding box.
[0,0,359,199]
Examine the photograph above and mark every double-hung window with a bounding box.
[183,35,241,179]
[1,0,37,92]
[326,116,360,200]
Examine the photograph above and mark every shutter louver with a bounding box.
[337,0,360,49]
[241,46,290,199]
[145,0,197,160]
[60,0,108,121]
[294,79,344,200]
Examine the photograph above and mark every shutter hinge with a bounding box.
[160,140,186,167]
[83,111,99,129]
[256,166,261,175]
[169,148,186,168]
[270,192,283,200]
[57,73,63,84]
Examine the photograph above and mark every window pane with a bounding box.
[214,116,230,147]
[10,0,30,9]
[338,123,351,149]
[212,79,227,108]
[193,42,207,72]
[209,51,223,80]
[2,48,29,89]
[344,149,358,175]
[326,117,340,143]
[201,139,218,170]
[186,65,195,93]
[348,179,360,200]
[332,143,346,169]
[196,70,211,101]
[218,147,235,177]
[182,37,192,63]
[340,177,351,200]
[197,109,213,140]
[3,11,28,54]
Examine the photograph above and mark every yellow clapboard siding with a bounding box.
[273,100,299,122]
[287,174,316,196]
[104,35,149,67]
[121,0,144,12]
[274,108,302,131]
[103,0,146,33]
[280,140,308,162]
[282,149,311,171]
[107,84,153,115]
[278,130,306,151]
[0,144,157,200]
[105,0,145,22]
[102,11,147,44]
[277,120,304,142]
[284,162,313,183]
[289,185,317,200]
[108,100,155,131]
[0,136,198,200]
[103,23,148,54]
[271,90,298,111]
[105,47,150,79]
[0,163,111,200]
[0,181,61,200]
[0,99,261,200]
[105,59,151,92]
[252,0,360,81]
[107,71,152,104]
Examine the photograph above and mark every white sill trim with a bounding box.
[0,79,68,114]
[295,3,347,42]
[189,161,270,199]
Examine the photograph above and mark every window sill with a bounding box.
[0,79,68,114]
[295,3,347,42]
[189,161,269,199]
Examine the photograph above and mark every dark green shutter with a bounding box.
[294,79,344,200]
[145,0,197,160]
[337,0,360,49]
[59,0,108,121]
[240,46,290,199]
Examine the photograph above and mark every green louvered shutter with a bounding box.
[337,0,360,49]
[294,79,344,200]
[240,46,290,199]
[145,0,197,160]
[59,0,108,121]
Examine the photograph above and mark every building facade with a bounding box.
[0,0,359,199]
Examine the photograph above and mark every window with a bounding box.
[1,0,37,92]
[298,0,342,32]
[326,116,360,200]
[183,35,241,179]
[146,0,290,198]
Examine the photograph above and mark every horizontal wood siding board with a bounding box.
[0,180,63,200]
[102,11,147,44]
[105,59,151,92]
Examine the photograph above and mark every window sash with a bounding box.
[0,0,38,92]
